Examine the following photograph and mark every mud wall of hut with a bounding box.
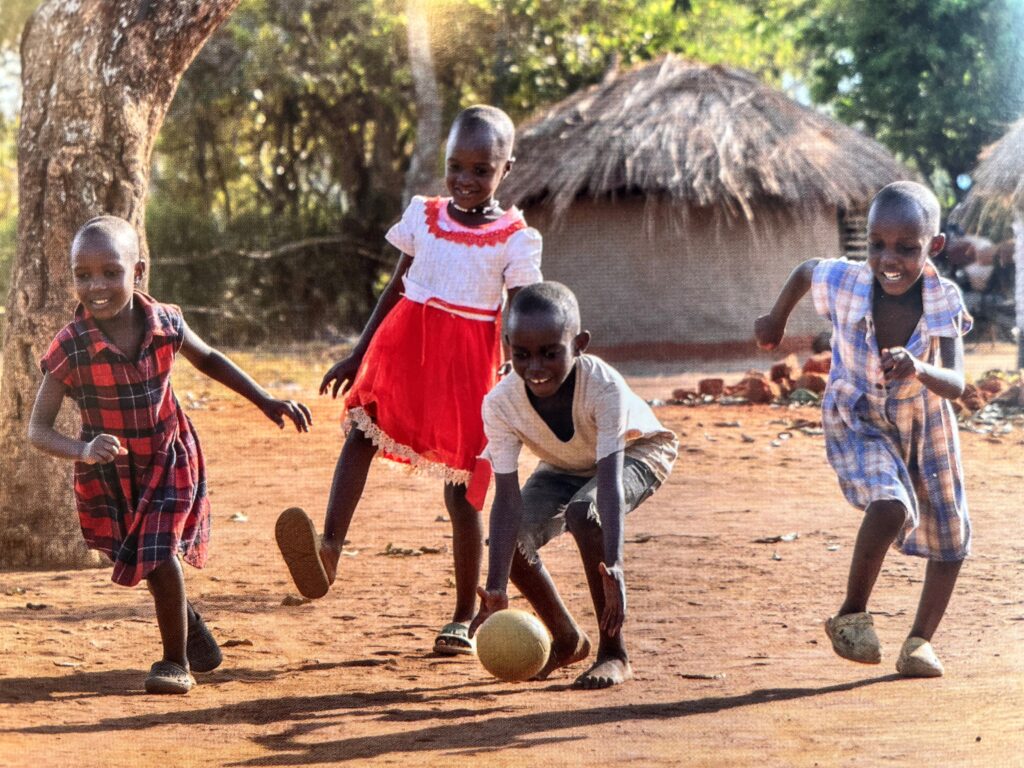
[526,199,838,358]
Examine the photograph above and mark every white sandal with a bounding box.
[824,612,882,664]
[896,636,943,678]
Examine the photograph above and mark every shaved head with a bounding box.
[870,181,942,236]
[509,281,581,335]
[72,215,140,262]
[448,105,516,161]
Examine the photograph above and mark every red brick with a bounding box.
[698,378,725,397]
[802,351,832,375]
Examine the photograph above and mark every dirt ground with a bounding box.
[1,345,1023,767]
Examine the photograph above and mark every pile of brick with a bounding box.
[668,353,1022,414]
[670,352,832,405]
[955,373,1021,415]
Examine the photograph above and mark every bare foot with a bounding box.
[572,655,632,690]
[319,541,340,585]
[532,631,592,681]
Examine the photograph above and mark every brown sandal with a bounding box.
[275,507,330,599]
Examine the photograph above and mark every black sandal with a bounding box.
[187,603,223,673]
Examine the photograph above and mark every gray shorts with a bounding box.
[517,457,660,564]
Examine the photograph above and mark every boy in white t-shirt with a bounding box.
[471,282,678,689]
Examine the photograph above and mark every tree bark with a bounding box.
[1013,217,1024,370]
[0,0,241,569]
[403,0,443,206]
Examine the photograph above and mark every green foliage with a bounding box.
[148,0,818,342]
[150,0,411,342]
[429,0,811,118]
[803,0,1024,203]
[0,115,15,304]
[0,0,39,50]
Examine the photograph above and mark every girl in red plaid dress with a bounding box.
[28,216,311,694]
[274,105,542,656]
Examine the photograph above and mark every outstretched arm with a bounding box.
[321,250,413,397]
[28,374,126,463]
[754,259,820,350]
[470,470,522,634]
[881,336,965,400]
[179,326,311,431]
[595,450,627,636]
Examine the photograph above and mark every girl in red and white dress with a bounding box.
[276,105,542,655]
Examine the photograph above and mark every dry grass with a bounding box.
[961,117,1024,227]
[503,55,912,225]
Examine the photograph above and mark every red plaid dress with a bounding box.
[40,293,210,586]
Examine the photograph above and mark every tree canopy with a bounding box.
[803,0,1024,202]
[2,0,1022,341]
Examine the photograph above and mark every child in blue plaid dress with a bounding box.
[755,181,972,678]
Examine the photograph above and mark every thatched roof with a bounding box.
[503,55,911,223]
[966,118,1024,213]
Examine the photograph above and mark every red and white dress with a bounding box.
[343,196,542,503]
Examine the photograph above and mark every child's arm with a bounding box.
[27,374,127,463]
[754,259,821,350]
[470,470,522,634]
[321,251,413,397]
[594,450,627,637]
[880,336,965,400]
[179,327,312,431]
[497,285,524,375]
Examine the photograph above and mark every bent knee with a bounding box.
[564,500,598,538]
[865,500,907,531]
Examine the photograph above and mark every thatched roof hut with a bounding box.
[504,55,912,357]
[963,117,1024,218]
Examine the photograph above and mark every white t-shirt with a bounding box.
[386,196,543,311]
[481,354,678,483]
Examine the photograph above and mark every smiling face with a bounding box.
[71,229,144,322]
[507,309,588,399]
[866,198,945,296]
[444,124,512,211]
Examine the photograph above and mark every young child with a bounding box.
[29,215,312,694]
[275,105,542,656]
[754,181,972,678]
[471,282,678,688]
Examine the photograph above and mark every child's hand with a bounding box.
[260,398,312,432]
[880,347,920,382]
[598,562,626,636]
[754,313,785,350]
[320,355,361,399]
[469,586,509,637]
[81,434,128,464]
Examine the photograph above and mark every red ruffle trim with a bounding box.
[424,197,526,247]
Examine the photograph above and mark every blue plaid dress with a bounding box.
[811,258,972,561]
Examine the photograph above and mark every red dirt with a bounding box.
[1,350,1022,767]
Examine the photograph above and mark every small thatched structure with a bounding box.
[960,117,1024,228]
[503,55,912,356]
[960,118,1024,366]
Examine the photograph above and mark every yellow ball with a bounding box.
[476,609,551,682]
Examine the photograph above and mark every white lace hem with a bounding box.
[345,407,472,486]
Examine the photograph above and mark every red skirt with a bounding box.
[344,297,500,502]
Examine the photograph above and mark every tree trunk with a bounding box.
[0,0,241,569]
[1013,217,1024,369]
[403,0,443,206]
